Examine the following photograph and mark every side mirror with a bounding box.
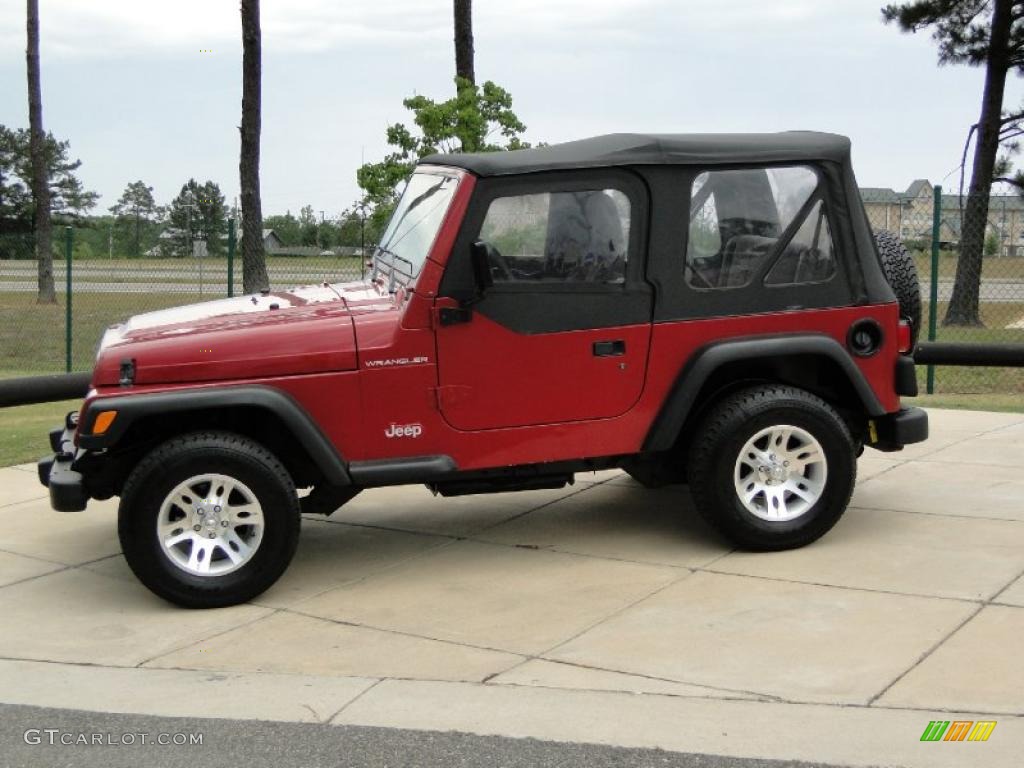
[470,240,494,294]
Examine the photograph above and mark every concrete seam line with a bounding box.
[322,678,383,724]
[530,568,697,661]
[846,503,1024,524]
[281,607,532,658]
[695,567,985,605]
[0,546,68,566]
[985,561,1024,603]
[0,565,71,591]
[866,602,985,706]
[519,658,784,702]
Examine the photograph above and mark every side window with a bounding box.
[478,189,630,284]
[685,166,818,289]
[764,200,836,285]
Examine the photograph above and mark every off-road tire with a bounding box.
[119,431,300,608]
[687,385,856,550]
[874,230,921,346]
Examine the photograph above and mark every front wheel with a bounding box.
[118,432,300,608]
[687,385,856,550]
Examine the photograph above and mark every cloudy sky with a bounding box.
[1,0,1021,216]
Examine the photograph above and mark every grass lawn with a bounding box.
[0,291,196,375]
[912,251,1024,281]
[0,399,79,468]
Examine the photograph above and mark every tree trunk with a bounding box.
[454,0,475,85]
[945,0,1013,327]
[240,0,269,293]
[26,0,54,304]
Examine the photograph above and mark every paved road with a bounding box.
[0,703,844,768]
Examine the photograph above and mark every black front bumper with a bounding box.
[38,423,88,512]
[870,407,929,452]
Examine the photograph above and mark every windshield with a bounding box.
[374,171,459,286]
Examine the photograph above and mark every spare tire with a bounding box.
[874,230,921,346]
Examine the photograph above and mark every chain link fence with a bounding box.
[0,221,369,376]
[3,186,1024,395]
[862,180,1024,397]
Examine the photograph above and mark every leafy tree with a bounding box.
[0,126,28,230]
[110,180,160,257]
[884,0,1024,325]
[0,125,98,229]
[263,211,300,245]
[240,0,270,292]
[167,179,226,258]
[298,205,319,246]
[984,229,1002,255]
[357,78,528,220]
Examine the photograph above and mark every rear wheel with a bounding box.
[119,432,300,608]
[687,385,856,550]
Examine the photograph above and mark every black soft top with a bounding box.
[421,132,851,177]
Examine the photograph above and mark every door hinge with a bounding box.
[435,306,472,327]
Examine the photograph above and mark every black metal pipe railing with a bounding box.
[0,373,90,408]
[914,342,1024,368]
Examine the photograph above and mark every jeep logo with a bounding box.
[385,423,423,439]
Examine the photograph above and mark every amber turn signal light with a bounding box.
[91,410,118,435]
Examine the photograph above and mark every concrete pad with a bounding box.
[0,658,374,724]
[879,605,1024,714]
[924,433,1024,468]
[547,571,975,704]
[856,455,903,480]
[0,568,270,666]
[925,408,1024,432]
[852,460,1024,521]
[994,573,1024,607]
[878,432,972,461]
[713,507,1024,600]
[147,610,521,683]
[0,549,64,587]
[334,678,1024,768]
[0,467,50,508]
[328,483,588,537]
[258,519,450,608]
[0,497,121,564]
[491,659,767,700]
[79,519,449,608]
[478,484,729,568]
[11,463,38,473]
[298,539,683,655]
[574,469,625,484]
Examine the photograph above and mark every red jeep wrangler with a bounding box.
[39,133,927,607]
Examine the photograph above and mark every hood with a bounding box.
[93,283,369,386]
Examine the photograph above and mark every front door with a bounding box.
[435,172,653,431]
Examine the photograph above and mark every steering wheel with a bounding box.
[487,244,515,281]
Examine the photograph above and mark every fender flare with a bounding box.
[77,385,351,486]
[643,334,885,452]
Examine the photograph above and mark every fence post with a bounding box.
[64,226,73,373]
[227,218,236,298]
[927,185,941,394]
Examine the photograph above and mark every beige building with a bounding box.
[859,180,1024,256]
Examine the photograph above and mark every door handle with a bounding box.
[593,340,626,357]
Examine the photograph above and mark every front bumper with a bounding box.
[38,421,88,512]
[870,407,929,452]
